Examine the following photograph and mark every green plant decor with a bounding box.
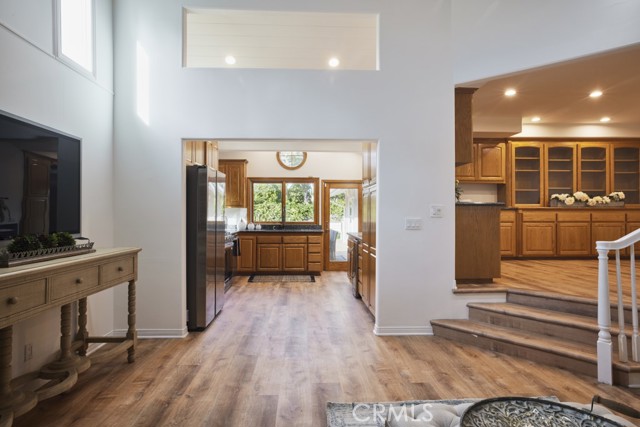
[7,235,42,253]
[54,232,76,247]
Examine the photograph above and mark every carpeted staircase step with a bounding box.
[431,319,640,387]
[506,289,635,324]
[467,302,632,351]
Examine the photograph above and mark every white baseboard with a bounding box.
[373,325,433,336]
[111,327,188,339]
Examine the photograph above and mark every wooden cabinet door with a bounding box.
[521,222,556,256]
[511,142,544,206]
[184,140,195,165]
[612,145,640,205]
[591,222,626,256]
[368,252,376,314]
[557,222,591,256]
[578,143,609,197]
[219,160,247,208]
[237,236,256,272]
[455,144,476,181]
[205,141,218,169]
[283,244,306,271]
[360,245,370,306]
[477,143,506,182]
[500,222,516,256]
[257,244,282,271]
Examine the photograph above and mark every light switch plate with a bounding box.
[405,218,423,230]
[430,204,444,218]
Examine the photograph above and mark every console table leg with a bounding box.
[42,304,90,376]
[77,298,88,356]
[127,280,137,363]
[0,326,37,420]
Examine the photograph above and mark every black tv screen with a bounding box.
[0,111,81,240]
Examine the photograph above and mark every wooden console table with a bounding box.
[0,247,141,426]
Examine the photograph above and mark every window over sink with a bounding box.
[249,178,319,224]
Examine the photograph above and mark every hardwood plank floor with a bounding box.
[13,272,640,427]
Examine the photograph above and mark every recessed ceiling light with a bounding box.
[328,57,340,68]
[504,88,517,97]
[600,117,611,123]
[531,116,541,122]
[224,55,237,65]
[589,90,603,98]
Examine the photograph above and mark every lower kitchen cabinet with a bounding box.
[520,211,556,256]
[237,235,256,272]
[500,210,517,256]
[556,212,591,256]
[257,244,282,271]
[235,232,322,274]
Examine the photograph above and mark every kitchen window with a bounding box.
[250,178,319,224]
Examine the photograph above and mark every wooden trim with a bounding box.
[276,151,307,170]
[321,180,363,271]
[248,177,320,225]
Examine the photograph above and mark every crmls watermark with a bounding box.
[352,403,434,423]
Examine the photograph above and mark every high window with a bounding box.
[250,178,319,224]
[56,0,95,74]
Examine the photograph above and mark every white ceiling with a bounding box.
[469,43,640,131]
[183,9,378,70]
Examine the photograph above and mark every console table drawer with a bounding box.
[101,256,135,284]
[1,279,47,318]
[51,267,100,301]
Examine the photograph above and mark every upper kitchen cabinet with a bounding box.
[218,159,248,208]
[456,141,506,183]
[611,144,640,205]
[362,142,377,186]
[454,87,477,166]
[184,140,218,167]
[578,143,609,197]
[545,143,576,203]
[510,142,544,206]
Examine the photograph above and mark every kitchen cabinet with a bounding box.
[237,235,256,272]
[218,159,248,208]
[578,143,610,197]
[362,142,378,186]
[520,211,556,256]
[361,185,376,315]
[590,211,626,256]
[455,87,477,166]
[235,232,322,274]
[282,236,307,272]
[456,142,506,183]
[456,203,502,282]
[612,144,640,205]
[184,140,217,167]
[556,211,591,256]
[511,142,544,206]
[500,210,517,257]
[545,143,576,203]
[206,141,218,169]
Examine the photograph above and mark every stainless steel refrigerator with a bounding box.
[186,165,226,330]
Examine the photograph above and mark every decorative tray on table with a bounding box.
[0,238,95,268]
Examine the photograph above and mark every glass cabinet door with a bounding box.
[612,146,640,204]
[513,144,543,205]
[546,145,575,203]
[579,145,608,197]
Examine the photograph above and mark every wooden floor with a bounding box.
[14,271,640,427]
[458,258,640,304]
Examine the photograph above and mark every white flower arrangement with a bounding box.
[550,191,625,207]
[609,191,625,202]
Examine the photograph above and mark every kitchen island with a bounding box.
[235,228,324,274]
[455,202,503,283]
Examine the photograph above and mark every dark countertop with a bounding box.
[456,202,505,207]
[236,229,324,234]
[347,232,362,241]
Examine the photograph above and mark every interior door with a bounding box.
[322,181,362,271]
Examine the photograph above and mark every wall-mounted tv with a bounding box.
[0,111,81,240]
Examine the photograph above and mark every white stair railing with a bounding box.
[596,228,640,385]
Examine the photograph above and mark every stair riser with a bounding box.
[433,325,635,387]
[507,293,635,324]
[469,308,596,346]
[433,325,597,377]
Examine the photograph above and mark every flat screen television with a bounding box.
[0,111,81,241]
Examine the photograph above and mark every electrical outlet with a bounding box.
[24,343,33,361]
[405,218,423,230]
[429,204,444,218]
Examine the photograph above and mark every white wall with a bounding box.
[113,0,456,337]
[453,0,640,85]
[0,0,114,374]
